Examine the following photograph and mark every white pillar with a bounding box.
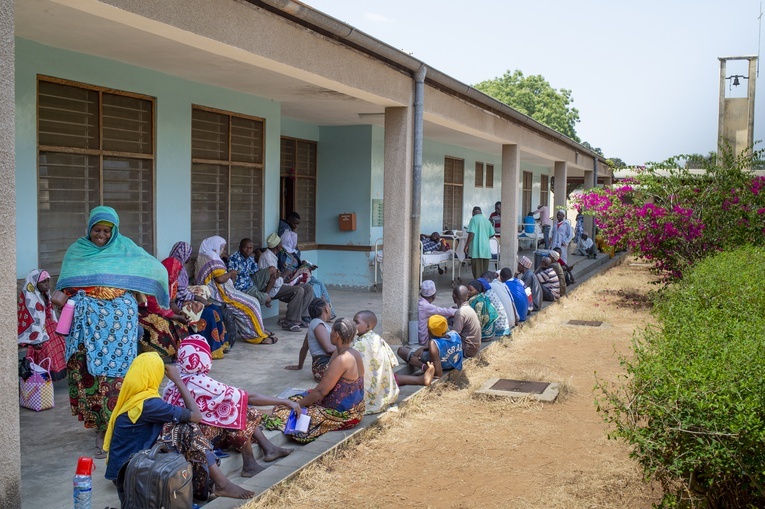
[382,106,414,344]
[500,145,519,271]
[553,161,568,213]
[583,169,595,238]
[0,0,21,506]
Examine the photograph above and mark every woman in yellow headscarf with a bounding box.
[103,353,254,501]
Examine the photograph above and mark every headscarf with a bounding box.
[18,269,56,345]
[169,242,195,303]
[161,258,183,301]
[162,335,248,430]
[476,278,492,293]
[103,352,164,453]
[198,236,226,262]
[56,206,170,307]
[282,231,298,255]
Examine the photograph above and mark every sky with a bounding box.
[302,0,764,166]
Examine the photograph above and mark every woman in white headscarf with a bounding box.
[195,236,274,344]
[277,231,335,318]
[17,269,67,381]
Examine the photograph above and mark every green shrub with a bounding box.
[597,246,765,507]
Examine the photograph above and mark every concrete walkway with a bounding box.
[19,248,621,509]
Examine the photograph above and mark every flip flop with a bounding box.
[213,449,230,459]
[93,447,107,460]
[283,323,300,332]
[261,336,278,344]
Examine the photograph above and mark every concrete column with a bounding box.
[382,106,414,344]
[553,161,568,213]
[0,0,21,507]
[583,169,595,236]
[500,144,519,271]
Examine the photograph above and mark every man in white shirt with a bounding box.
[256,233,314,332]
[574,233,596,258]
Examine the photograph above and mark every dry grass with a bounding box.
[243,256,662,509]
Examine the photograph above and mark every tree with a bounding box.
[607,157,627,168]
[581,141,603,156]
[474,70,581,142]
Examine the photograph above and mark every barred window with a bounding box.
[485,164,494,188]
[191,107,264,252]
[474,161,484,188]
[540,174,549,212]
[37,77,154,275]
[280,137,317,244]
[443,156,465,230]
[522,171,533,216]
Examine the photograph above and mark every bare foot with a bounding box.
[263,446,294,462]
[422,362,436,386]
[240,461,267,478]
[214,481,255,499]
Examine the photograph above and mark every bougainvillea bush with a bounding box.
[574,147,765,282]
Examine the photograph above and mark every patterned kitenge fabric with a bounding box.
[468,292,498,340]
[352,330,400,414]
[195,236,267,343]
[272,376,365,444]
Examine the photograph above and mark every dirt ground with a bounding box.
[244,257,663,509]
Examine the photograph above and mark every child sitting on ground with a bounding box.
[397,315,463,379]
[285,298,335,381]
[352,310,435,414]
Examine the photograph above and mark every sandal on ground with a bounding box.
[283,323,301,332]
[260,336,278,344]
[93,447,107,460]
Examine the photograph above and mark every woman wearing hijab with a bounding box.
[103,352,254,501]
[56,206,169,458]
[278,231,335,318]
[168,241,229,358]
[163,336,295,477]
[466,279,499,341]
[17,269,67,381]
[195,236,272,344]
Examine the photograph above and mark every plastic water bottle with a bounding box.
[73,456,94,509]
[56,299,75,335]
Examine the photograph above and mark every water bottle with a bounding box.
[73,456,94,509]
[56,299,75,335]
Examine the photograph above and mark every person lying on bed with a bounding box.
[419,232,450,252]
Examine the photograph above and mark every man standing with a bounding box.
[464,206,495,280]
[256,233,313,332]
[535,204,552,249]
[489,201,502,235]
[551,210,573,264]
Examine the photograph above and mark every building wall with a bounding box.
[15,38,281,277]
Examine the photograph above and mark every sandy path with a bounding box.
[246,257,661,509]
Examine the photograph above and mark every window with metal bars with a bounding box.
[37,77,155,276]
[280,137,317,244]
[190,106,264,252]
[540,174,549,211]
[474,161,484,188]
[522,171,533,216]
[485,164,494,188]
[443,156,465,230]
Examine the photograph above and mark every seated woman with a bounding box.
[467,279,499,341]
[103,352,253,500]
[168,241,229,358]
[17,269,67,381]
[285,298,335,382]
[273,318,365,444]
[163,335,294,477]
[477,274,512,337]
[278,231,335,318]
[137,257,190,362]
[195,236,274,345]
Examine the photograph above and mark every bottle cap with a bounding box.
[75,456,95,476]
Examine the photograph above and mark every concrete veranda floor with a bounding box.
[19,247,618,509]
